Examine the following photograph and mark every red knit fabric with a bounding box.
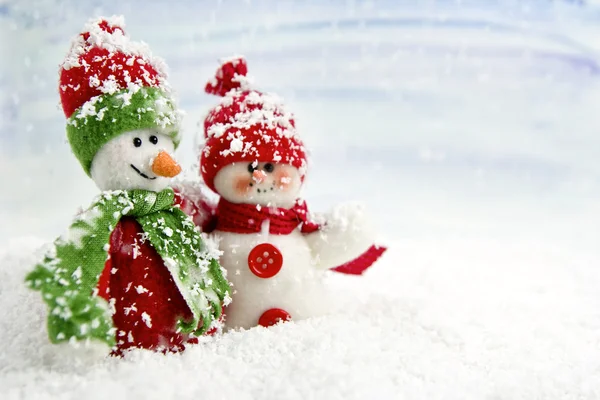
[59,20,162,118]
[331,245,387,275]
[204,57,248,97]
[203,90,296,137]
[212,199,385,275]
[81,19,122,40]
[97,217,196,356]
[215,198,318,235]
[201,57,306,193]
[173,191,218,233]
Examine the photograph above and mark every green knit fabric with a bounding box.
[66,86,182,176]
[25,189,230,347]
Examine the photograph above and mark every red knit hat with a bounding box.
[201,57,307,193]
[59,16,181,175]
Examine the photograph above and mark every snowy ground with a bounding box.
[2,1,600,399]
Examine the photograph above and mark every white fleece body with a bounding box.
[211,163,378,329]
[215,229,333,330]
[305,203,376,270]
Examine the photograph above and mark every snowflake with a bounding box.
[141,312,153,328]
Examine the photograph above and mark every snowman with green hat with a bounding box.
[26,16,230,356]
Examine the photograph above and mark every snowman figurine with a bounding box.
[25,17,230,356]
[184,57,386,329]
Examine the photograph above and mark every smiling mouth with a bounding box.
[130,164,157,180]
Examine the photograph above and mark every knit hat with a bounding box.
[201,56,307,193]
[59,16,182,176]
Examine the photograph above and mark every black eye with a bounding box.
[149,135,158,145]
[133,137,142,147]
[247,163,257,173]
[263,163,274,173]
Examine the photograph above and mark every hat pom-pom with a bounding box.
[205,56,248,97]
[81,18,125,42]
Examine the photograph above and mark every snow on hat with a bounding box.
[201,56,307,193]
[59,16,182,176]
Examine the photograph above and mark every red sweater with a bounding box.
[97,217,195,355]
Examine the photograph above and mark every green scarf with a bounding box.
[25,188,230,347]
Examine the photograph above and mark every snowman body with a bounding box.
[91,130,196,354]
[29,17,230,355]
[100,216,194,353]
[195,56,386,330]
[216,229,332,329]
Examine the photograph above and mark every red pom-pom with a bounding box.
[205,56,248,97]
[81,19,124,41]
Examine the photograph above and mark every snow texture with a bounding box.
[2,0,600,399]
[61,15,169,87]
[207,91,295,141]
[2,236,599,399]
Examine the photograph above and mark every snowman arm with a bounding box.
[304,203,376,270]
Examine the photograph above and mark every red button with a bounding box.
[248,243,283,279]
[258,308,291,327]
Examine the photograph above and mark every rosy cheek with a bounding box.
[275,171,293,191]
[234,176,252,195]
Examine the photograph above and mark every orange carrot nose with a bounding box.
[151,151,181,178]
[252,170,267,183]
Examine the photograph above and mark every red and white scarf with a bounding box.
[213,198,386,275]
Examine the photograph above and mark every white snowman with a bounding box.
[182,57,386,330]
[25,17,229,356]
